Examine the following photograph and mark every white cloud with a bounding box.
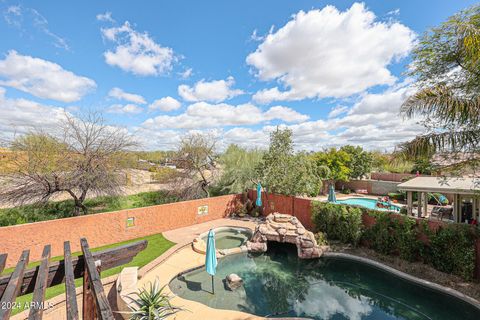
[328,105,349,118]
[149,96,181,112]
[178,76,244,103]
[107,103,143,114]
[3,5,70,50]
[142,102,307,130]
[247,3,415,103]
[102,21,175,76]
[96,11,114,22]
[108,87,146,104]
[0,51,96,102]
[179,68,193,79]
[0,87,68,139]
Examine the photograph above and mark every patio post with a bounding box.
[407,191,413,216]
[423,193,428,219]
[417,192,422,218]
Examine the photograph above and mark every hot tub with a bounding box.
[192,226,253,254]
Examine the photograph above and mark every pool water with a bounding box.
[170,243,480,320]
[336,198,401,212]
[201,228,252,250]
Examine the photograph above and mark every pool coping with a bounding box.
[323,252,480,311]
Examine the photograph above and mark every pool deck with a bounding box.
[128,218,262,320]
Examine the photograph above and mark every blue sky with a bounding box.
[0,0,477,151]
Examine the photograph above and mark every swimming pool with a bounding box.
[336,197,401,212]
[170,243,480,319]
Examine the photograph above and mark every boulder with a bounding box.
[226,273,243,290]
[247,212,328,259]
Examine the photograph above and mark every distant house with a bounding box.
[431,153,479,177]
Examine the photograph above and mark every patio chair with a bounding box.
[431,205,453,221]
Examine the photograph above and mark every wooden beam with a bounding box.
[0,240,147,298]
[28,245,51,320]
[0,250,29,320]
[0,254,6,275]
[63,242,79,320]
[80,238,114,320]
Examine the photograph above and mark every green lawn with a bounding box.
[6,233,175,316]
[0,191,179,227]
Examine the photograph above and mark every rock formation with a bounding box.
[247,213,327,259]
[225,273,243,290]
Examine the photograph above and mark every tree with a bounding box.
[340,145,373,179]
[400,4,480,160]
[257,127,322,196]
[0,112,137,215]
[170,132,218,199]
[312,148,351,184]
[216,144,263,194]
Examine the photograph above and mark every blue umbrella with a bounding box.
[256,183,263,207]
[328,185,337,203]
[205,229,217,294]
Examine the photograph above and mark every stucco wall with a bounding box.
[0,194,240,268]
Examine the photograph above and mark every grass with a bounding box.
[6,233,175,316]
[0,191,179,227]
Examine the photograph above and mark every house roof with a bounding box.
[397,176,480,195]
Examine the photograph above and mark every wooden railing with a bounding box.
[0,238,147,320]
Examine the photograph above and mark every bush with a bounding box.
[429,224,477,280]
[388,192,405,201]
[312,201,479,280]
[314,231,328,245]
[341,188,352,194]
[311,202,363,246]
[363,212,420,261]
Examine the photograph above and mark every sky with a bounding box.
[0,0,477,151]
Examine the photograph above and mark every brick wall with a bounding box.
[0,194,240,268]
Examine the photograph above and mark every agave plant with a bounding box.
[128,280,182,320]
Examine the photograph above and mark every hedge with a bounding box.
[311,201,479,281]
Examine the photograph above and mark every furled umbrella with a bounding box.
[256,183,263,207]
[328,184,337,203]
[205,229,217,294]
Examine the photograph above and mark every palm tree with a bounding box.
[400,4,480,161]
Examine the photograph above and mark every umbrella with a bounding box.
[328,185,337,203]
[256,183,263,207]
[205,229,217,294]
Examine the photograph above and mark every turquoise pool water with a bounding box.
[200,227,252,250]
[336,197,401,212]
[170,243,480,319]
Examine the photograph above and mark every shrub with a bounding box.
[399,207,407,215]
[363,212,423,261]
[313,201,479,280]
[311,202,363,246]
[341,188,352,194]
[429,224,477,280]
[388,192,405,201]
[314,231,328,245]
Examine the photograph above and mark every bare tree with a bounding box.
[169,133,218,199]
[0,112,137,215]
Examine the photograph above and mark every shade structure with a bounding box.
[205,229,217,294]
[256,183,263,207]
[328,184,337,203]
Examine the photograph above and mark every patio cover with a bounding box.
[398,177,480,195]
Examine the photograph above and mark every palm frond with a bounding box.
[401,86,480,126]
[398,129,480,158]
